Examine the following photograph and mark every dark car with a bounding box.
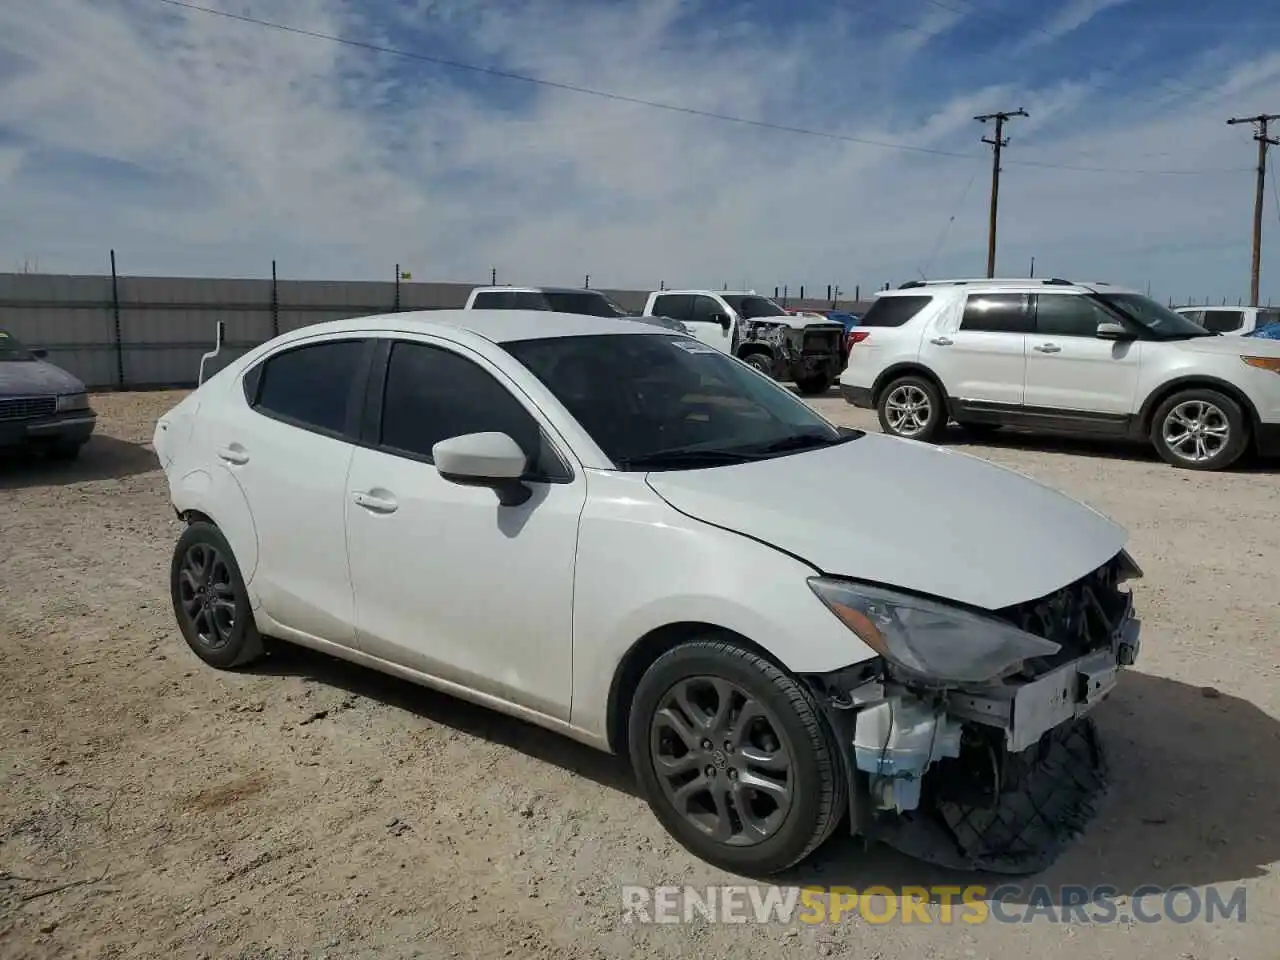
[0,329,96,460]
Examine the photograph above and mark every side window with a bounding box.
[250,339,367,436]
[1034,294,1115,337]
[1178,309,1204,326]
[960,293,1034,333]
[688,295,726,323]
[1258,310,1280,328]
[651,294,693,321]
[378,341,567,480]
[1200,310,1244,333]
[470,291,508,309]
[857,295,933,327]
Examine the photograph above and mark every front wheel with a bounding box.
[628,637,846,876]
[741,352,775,377]
[1150,389,1249,471]
[876,374,946,442]
[794,373,834,396]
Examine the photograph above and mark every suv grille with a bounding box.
[802,329,841,354]
[997,552,1133,675]
[0,396,56,421]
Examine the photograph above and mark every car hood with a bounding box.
[0,359,85,397]
[643,433,1128,611]
[1170,334,1280,357]
[755,317,844,332]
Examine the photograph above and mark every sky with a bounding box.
[2,0,1280,304]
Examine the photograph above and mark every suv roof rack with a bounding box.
[897,277,1081,290]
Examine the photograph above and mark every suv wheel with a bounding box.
[1150,389,1249,471]
[876,375,946,442]
[628,637,846,876]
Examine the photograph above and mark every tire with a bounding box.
[46,440,84,461]
[1149,388,1249,471]
[794,374,833,396]
[741,351,774,377]
[169,521,265,669]
[876,374,946,442]
[627,636,847,876]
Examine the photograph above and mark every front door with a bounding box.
[1023,293,1141,424]
[686,294,735,352]
[343,336,584,720]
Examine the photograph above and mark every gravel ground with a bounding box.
[1,389,1277,960]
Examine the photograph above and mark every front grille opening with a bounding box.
[0,396,56,421]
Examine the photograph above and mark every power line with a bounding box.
[976,108,1028,278]
[151,0,1247,177]
[1227,113,1279,306]
[919,168,978,279]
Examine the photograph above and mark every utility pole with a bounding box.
[1227,113,1280,306]
[975,108,1028,278]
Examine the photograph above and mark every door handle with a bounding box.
[1033,343,1062,353]
[351,490,399,514]
[216,445,249,465]
[930,337,954,346]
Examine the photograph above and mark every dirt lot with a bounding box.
[1,390,1277,960]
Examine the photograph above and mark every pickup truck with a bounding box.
[641,290,844,394]
[463,286,690,334]
[1173,304,1280,336]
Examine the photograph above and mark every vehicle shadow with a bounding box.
[252,646,1280,903]
[247,643,637,796]
[942,425,1280,473]
[787,670,1280,903]
[0,434,157,489]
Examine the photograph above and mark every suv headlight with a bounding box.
[57,392,90,412]
[808,577,1061,685]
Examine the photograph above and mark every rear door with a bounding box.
[1023,293,1141,424]
[925,292,1030,409]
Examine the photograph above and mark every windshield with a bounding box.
[541,291,628,318]
[1095,293,1216,339]
[0,330,37,361]
[503,333,853,470]
[721,295,787,319]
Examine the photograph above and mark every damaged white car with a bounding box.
[154,310,1141,877]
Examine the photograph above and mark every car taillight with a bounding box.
[846,330,869,351]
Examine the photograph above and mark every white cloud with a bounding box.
[0,0,1277,303]
[1021,0,1135,50]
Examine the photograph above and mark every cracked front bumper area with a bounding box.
[816,586,1139,874]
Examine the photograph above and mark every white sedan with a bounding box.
[154,310,1143,876]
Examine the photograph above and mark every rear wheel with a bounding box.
[628,636,846,876]
[876,374,946,442]
[794,373,833,396]
[1150,389,1249,471]
[170,521,264,669]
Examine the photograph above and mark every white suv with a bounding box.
[839,278,1280,471]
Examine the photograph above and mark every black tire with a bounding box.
[1149,388,1249,471]
[627,636,846,876]
[170,521,264,669]
[876,374,946,442]
[46,440,84,461]
[741,351,774,377]
[794,374,833,396]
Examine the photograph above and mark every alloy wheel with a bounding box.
[649,676,796,847]
[176,542,237,650]
[1162,399,1229,464]
[884,384,932,437]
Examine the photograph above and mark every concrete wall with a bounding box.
[0,272,873,388]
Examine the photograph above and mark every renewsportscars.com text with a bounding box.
[621,884,1248,925]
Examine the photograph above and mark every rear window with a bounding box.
[1199,309,1244,333]
[858,295,933,327]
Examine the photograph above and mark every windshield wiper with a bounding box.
[741,432,856,455]
[613,448,767,470]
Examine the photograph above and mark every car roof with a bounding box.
[653,290,764,296]
[881,278,1142,296]
[276,309,666,345]
[471,286,604,295]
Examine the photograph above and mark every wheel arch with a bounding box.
[1138,375,1262,437]
[605,621,784,757]
[736,342,776,359]
[870,363,948,407]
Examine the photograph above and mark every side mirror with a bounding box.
[1095,322,1132,341]
[432,432,531,506]
[31,347,48,359]
[709,312,731,329]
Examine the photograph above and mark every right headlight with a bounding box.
[807,577,1062,685]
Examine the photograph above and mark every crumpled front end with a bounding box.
[806,550,1141,874]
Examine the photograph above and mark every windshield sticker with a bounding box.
[672,340,718,354]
